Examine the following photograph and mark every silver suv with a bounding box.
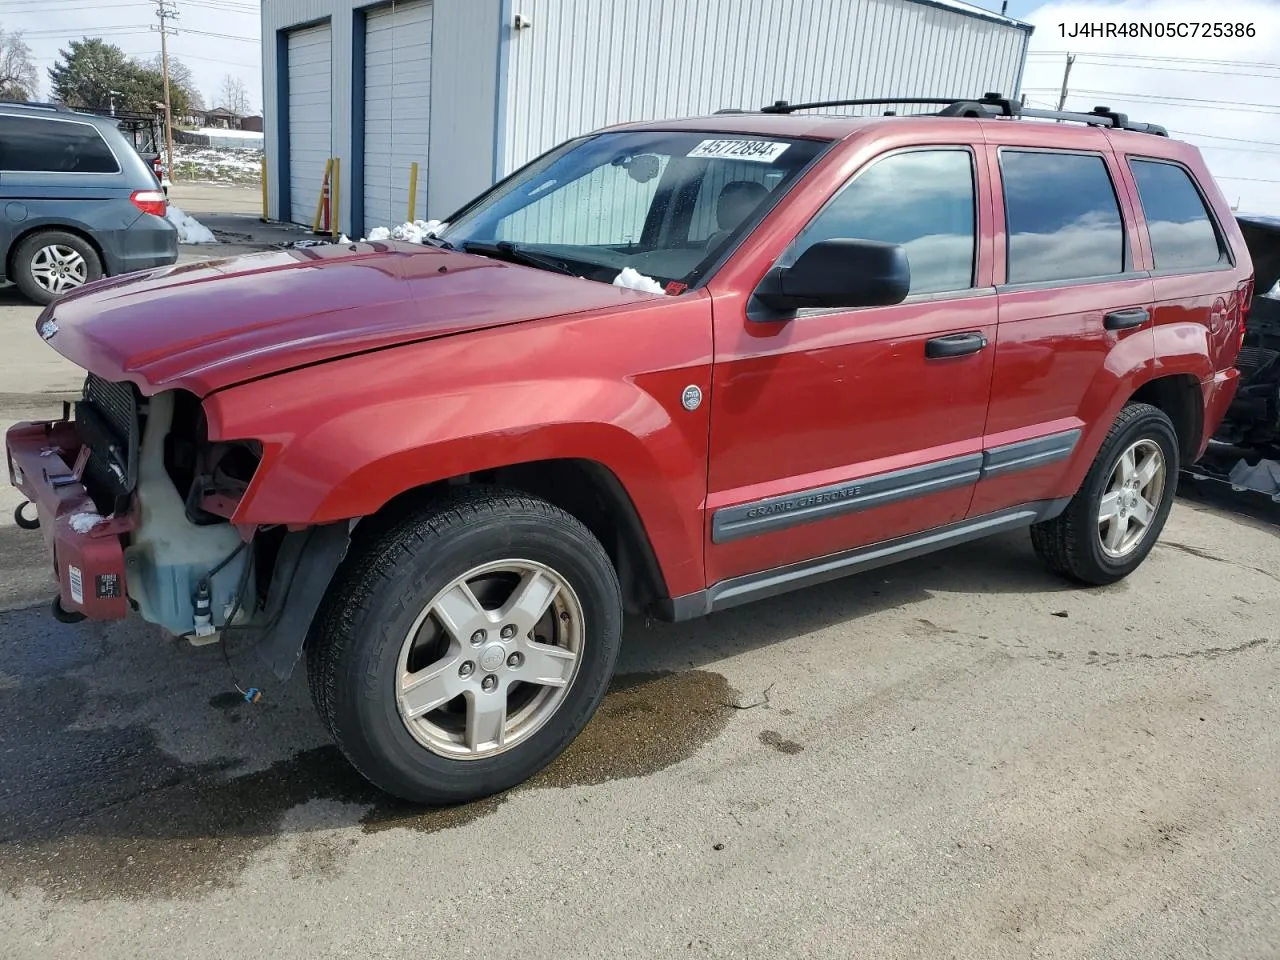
[0,102,179,305]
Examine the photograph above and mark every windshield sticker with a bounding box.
[686,139,791,163]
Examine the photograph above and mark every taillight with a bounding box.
[152,157,165,178]
[131,190,168,218]
[1237,279,1254,349]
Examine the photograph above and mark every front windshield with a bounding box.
[437,131,829,289]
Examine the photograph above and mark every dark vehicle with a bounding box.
[1186,215,1280,498]
[0,101,178,305]
[1212,216,1280,449]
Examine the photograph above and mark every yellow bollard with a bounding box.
[331,156,341,239]
[260,156,268,222]
[312,158,333,233]
[407,162,419,223]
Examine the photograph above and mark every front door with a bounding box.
[705,146,997,587]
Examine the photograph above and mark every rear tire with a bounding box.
[1031,402,1179,586]
[12,231,104,306]
[306,487,623,805]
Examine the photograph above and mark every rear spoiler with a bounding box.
[1236,214,1280,298]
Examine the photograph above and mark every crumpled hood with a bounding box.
[37,240,663,396]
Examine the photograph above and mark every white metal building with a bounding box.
[261,0,1033,236]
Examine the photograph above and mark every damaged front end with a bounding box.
[1189,214,1280,500]
[6,374,349,680]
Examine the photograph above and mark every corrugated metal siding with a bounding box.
[501,0,1029,174]
[262,0,498,229]
[363,0,433,233]
[287,23,334,227]
[425,0,499,217]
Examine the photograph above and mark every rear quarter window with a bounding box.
[0,115,121,174]
[1128,158,1226,272]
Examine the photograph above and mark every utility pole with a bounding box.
[152,0,179,185]
[1056,53,1076,112]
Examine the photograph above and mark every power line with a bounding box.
[1022,87,1280,115]
[1213,176,1280,185]
[1027,50,1280,71]
[1170,130,1280,149]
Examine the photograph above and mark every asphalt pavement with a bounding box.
[0,190,1278,958]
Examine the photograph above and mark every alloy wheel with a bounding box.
[395,559,585,760]
[1097,438,1166,559]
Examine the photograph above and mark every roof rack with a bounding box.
[754,92,1169,136]
[0,99,72,112]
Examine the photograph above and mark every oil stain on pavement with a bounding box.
[0,655,733,902]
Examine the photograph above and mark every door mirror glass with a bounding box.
[755,238,911,313]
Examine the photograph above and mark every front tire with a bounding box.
[307,488,623,805]
[12,231,103,306]
[1031,402,1179,586]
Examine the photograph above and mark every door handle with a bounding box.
[1104,307,1150,330]
[925,331,989,359]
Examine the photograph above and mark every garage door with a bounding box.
[363,0,432,235]
[287,22,332,227]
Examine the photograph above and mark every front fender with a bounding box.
[204,297,714,596]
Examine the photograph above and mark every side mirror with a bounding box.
[754,238,911,313]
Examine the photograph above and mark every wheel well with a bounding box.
[1129,374,1203,465]
[359,459,671,617]
[5,224,107,280]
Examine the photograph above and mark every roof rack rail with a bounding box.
[0,99,71,112]
[756,92,1169,136]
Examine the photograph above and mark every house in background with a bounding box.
[202,106,244,130]
[260,0,1033,236]
[240,114,264,133]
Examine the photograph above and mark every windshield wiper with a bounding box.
[423,234,454,250]
[461,241,578,277]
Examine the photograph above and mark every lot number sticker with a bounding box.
[68,565,84,605]
[687,139,791,163]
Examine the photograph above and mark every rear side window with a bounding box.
[1000,151,1125,284]
[1129,159,1225,271]
[786,148,976,295]
[0,116,120,174]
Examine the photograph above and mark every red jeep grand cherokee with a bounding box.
[7,95,1253,804]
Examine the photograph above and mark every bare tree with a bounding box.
[141,53,205,114]
[216,73,250,116]
[0,27,39,101]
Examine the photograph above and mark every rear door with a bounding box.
[969,130,1155,518]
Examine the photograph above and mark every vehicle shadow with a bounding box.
[0,282,34,308]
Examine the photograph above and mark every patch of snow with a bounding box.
[68,512,105,534]
[359,220,448,244]
[613,267,665,294]
[193,127,263,141]
[165,204,218,245]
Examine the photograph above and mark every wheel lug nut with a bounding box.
[470,630,487,646]
[507,652,524,669]
[481,674,498,692]
[500,624,517,640]
[459,661,475,678]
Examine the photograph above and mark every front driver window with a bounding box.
[784,148,977,296]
